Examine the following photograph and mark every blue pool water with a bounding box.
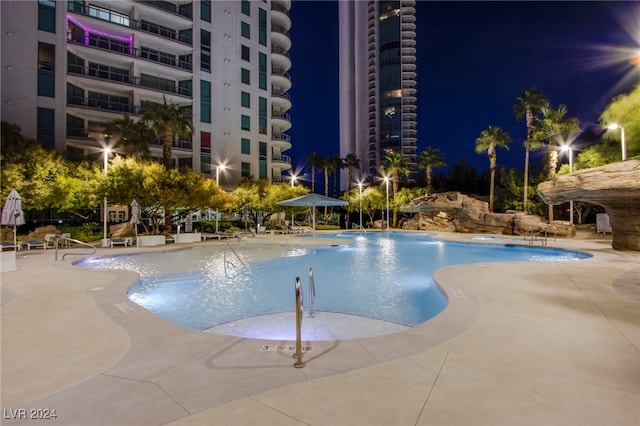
[76,232,590,333]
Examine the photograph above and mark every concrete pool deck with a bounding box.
[1,231,638,425]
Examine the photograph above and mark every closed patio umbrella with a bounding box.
[1,189,25,253]
[278,193,348,237]
[130,199,140,246]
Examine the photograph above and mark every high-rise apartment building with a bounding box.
[339,0,417,190]
[1,0,293,189]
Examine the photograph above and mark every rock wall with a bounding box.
[400,192,574,237]
[537,159,640,251]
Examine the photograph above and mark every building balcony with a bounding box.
[66,41,192,77]
[271,45,292,71]
[271,67,292,90]
[271,30,291,52]
[136,1,193,21]
[151,137,193,152]
[272,112,292,131]
[271,7,291,31]
[272,90,292,111]
[271,154,292,170]
[67,2,193,46]
[272,133,292,150]
[67,64,192,99]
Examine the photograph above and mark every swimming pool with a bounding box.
[76,232,590,339]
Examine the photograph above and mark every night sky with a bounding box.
[285,1,639,182]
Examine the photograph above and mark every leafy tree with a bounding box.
[513,87,548,212]
[105,113,154,158]
[531,105,580,220]
[475,125,511,212]
[600,82,640,160]
[141,98,193,231]
[230,179,307,227]
[305,151,322,192]
[103,157,233,234]
[342,152,361,191]
[355,186,385,227]
[381,149,410,227]
[392,187,424,226]
[418,146,446,194]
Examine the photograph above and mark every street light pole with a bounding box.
[358,182,363,231]
[562,145,574,225]
[384,176,390,231]
[101,148,111,247]
[290,174,296,227]
[215,163,226,233]
[608,123,627,161]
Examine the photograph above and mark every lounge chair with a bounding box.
[110,238,131,247]
[24,240,46,250]
[1,241,20,251]
[44,234,58,248]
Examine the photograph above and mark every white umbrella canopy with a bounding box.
[1,189,25,252]
[130,199,140,246]
[278,193,348,237]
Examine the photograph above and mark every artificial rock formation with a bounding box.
[400,192,574,236]
[537,159,640,251]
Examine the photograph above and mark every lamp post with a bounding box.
[608,123,626,161]
[357,181,363,231]
[561,145,574,225]
[101,148,112,247]
[290,174,297,227]
[383,176,390,231]
[215,163,226,233]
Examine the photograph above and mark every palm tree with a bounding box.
[342,152,361,191]
[532,105,580,220]
[142,97,193,170]
[475,125,511,212]
[141,98,193,232]
[330,154,343,198]
[381,149,410,227]
[513,87,548,213]
[105,113,154,158]
[305,151,322,192]
[418,147,446,194]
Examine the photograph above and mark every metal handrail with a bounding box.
[55,236,97,260]
[285,236,314,254]
[223,243,247,274]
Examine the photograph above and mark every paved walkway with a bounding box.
[1,232,638,425]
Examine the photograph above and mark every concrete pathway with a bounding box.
[1,233,638,425]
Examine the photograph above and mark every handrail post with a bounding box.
[308,267,315,318]
[294,277,305,368]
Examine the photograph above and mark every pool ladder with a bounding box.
[525,226,557,246]
[52,235,97,261]
[223,243,247,276]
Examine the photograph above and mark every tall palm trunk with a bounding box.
[489,148,497,212]
[163,131,173,232]
[523,148,530,213]
[392,173,399,227]
[426,167,433,193]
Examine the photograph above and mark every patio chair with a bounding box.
[44,234,58,248]
[24,240,46,250]
[110,238,131,247]
[1,241,20,251]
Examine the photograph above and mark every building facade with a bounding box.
[1,0,293,189]
[338,0,417,190]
